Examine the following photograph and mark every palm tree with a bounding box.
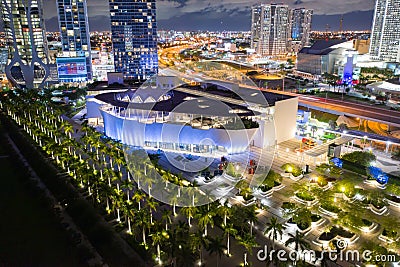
[180,205,198,227]
[311,125,318,138]
[132,167,143,189]
[244,205,258,236]
[197,208,215,236]
[217,203,232,227]
[121,179,133,203]
[151,228,169,266]
[237,233,257,266]
[132,190,145,211]
[264,217,286,249]
[146,197,158,225]
[135,209,150,246]
[285,230,309,252]
[206,236,227,267]
[190,230,209,266]
[223,223,237,256]
[161,209,172,231]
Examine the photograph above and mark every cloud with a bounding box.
[42,0,375,31]
[43,0,375,19]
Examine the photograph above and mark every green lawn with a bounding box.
[0,127,83,266]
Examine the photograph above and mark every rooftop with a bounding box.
[299,40,348,55]
[95,84,296,117]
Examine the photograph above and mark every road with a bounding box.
[259,89,400,127]
[157,49,400,127]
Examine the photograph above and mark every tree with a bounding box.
[342,151,376,167]
[151,228,169,266]
[135,209,150,246]
[180,205,198,227]
[223,223,237,256]
[237,233,257,266]
[206,236,227,267]
[161,209,172,231]
[328,120,337,131]
[264,217,286,249]
[121,179,133,202]
[285,230,309,252]
[311,125,318,137]
[217,203,232,227]
[338,123,348,131]
[292,208,312,230]
[197,208,215,236]
[244,205,258,236]
[132,190,145,211]
[190,230,209,266]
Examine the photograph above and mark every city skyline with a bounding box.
[40,0,376,32]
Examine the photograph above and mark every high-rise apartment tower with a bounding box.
[109,0,158,81]
[289,8,313,53]
[57,0,92,82]
[0,0,49,88]
[251,4,290,56]
[369,0,400,62]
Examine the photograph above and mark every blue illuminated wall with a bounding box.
[101,110,257,154]
[109,0,158,81]
[342,55,354,86]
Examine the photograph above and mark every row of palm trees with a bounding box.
[0,89,312,266]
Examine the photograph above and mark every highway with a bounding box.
[255,88,400,127]
[296,94,400,127]
[157,47,400,127]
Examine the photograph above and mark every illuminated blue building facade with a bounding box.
[289,8,313,53]
[109,0,158,81]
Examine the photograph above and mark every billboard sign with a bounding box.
[57,57,87,76]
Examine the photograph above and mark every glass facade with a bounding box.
[57,0,92,80]
[370,0,400,62]
[0,0,49,88]
[109,0,158,81]
[251,4,290,56]
[289,8,313,53]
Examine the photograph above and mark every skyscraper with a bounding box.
[0,0,49,88]
[369,0,400,62]
[251,4,290,56]
[109,0,158,81]
[289,8,313,53]
[57,0,92,82]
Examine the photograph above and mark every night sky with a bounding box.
[43,0,375,32]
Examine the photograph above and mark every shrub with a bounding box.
[362,219,373,227]
[386,194,400,203]
[342,151,376,167]
[382,228,397,239]
[261,170,282,188]
[321,203,341,213]
[296,191,315,201]
[281,202,297,213]
[242,194,255,201]
[226,162,239,177]
[317,177,328,187]
[281,163,302,177]
[311,214,321,222]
